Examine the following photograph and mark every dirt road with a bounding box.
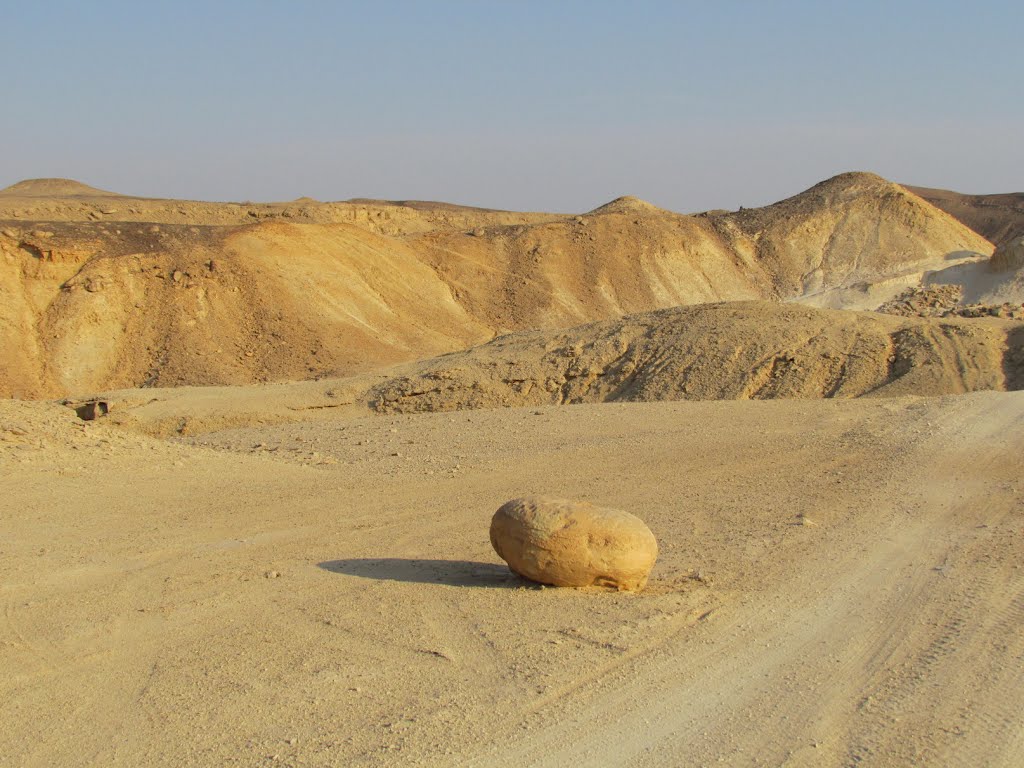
[1,392,1021,766]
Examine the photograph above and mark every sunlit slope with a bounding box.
[0,172,998,397]
[1,221,489,397]
[406,173,992,327]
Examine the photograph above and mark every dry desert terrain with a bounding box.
[1,174,1023,767]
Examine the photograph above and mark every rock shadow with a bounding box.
[317,558,528,588]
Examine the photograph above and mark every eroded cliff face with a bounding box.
[0,220,491,398]
[0,173,998,398]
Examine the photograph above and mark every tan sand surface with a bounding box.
[2,391,1022,766]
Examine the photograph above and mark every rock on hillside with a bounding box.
[370,301,1023,413]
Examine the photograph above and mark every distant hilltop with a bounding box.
[0,178,120,197]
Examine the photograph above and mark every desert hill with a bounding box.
[3,179,1024,768]
[0,172,1001,398]
[0,177,120,197]
[906,184,1024,248]
[369,301,1023,414]
[587,195,670,215]
[0,220,493,398]
[723,173,995,307]
[409,173,995,330]
[80,301,1020,439]
[0,179,557,233]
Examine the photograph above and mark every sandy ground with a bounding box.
[2,391,1022,767]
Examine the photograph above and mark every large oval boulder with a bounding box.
[490,496,658,591]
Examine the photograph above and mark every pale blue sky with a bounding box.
[3,1,1020,211]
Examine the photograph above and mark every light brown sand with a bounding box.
[2,391,1022,766]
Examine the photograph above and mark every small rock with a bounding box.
[73,400,109,421]
[264,570,281,579]
[490,496,658,591]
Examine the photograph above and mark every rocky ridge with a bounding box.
[0,172,1003,398]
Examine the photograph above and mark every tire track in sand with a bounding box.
[460,394,1024,768]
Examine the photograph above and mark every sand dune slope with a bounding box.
[1,391,1021,766]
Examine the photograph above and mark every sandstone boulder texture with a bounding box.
[489,496,658,591]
